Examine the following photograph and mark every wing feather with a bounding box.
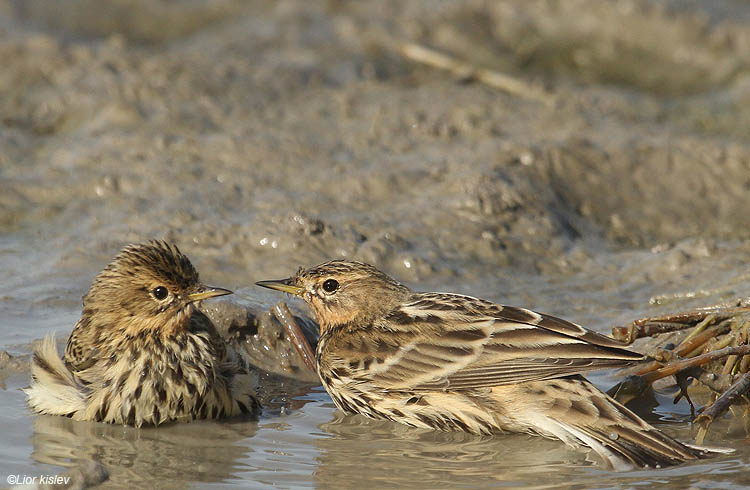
[366,293,642,391]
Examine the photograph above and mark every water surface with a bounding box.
[2,0,750,487]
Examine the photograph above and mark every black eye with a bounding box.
[151,286,168,300]
[322,279,339,293]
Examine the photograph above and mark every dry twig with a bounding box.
[392,42,555,105]
[695,373,750,445]
[609,306,750,444]
[612,307,750,344]
[272,303,317,372]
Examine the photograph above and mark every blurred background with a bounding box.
[2,1,750,488]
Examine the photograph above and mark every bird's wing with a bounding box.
[361,293,643,391]
[63,320,100,373]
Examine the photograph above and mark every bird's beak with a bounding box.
[187,286,233,303]
[255,278,304,296]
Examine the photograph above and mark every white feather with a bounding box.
[24,334,87,418]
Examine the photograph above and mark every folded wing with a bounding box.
[364,293,643,391]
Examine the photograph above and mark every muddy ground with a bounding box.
[2,1,750,488]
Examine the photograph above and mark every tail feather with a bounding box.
[510,376,731,470]
[24,334,87,418]
[585,424,700,469]
[543,420,635,472]
[684,442,735,455]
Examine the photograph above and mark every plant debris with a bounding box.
[609,304,750,443]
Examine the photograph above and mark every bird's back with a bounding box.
[313,291,725,469]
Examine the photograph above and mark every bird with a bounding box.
[256,260,726,471]
[25,240,260,427]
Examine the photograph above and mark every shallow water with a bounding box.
[2,0,750,488]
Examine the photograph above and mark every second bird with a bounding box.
[257,260,723,471]
[26,240,260,427]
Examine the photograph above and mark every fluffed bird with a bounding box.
[26,240,259,427]
[257,260,727,470]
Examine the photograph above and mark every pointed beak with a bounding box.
[255,278,304,296]
[187,286,233,303]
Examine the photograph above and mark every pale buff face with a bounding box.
[79,240,228,338]
[259,260,411,332]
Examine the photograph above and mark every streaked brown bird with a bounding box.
[257,260,726,470]
[25,240,259,427]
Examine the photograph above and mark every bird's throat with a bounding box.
[118,307,193,339]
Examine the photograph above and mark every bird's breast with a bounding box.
[81,331,237,426]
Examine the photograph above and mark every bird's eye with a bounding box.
[322,279,339,293]
[151,286,168,300]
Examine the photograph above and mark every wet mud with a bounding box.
[2,0,750,488]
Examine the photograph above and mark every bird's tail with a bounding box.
[24,334,87,418]
[510,376,732,471]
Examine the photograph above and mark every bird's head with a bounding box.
[256,260,410,333]
[82,240,232,337]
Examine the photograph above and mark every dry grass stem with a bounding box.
[393,41,555,105]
